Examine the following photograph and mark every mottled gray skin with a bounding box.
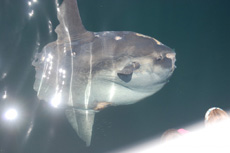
[33,0,176,146]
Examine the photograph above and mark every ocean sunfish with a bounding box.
[32,0,176,146]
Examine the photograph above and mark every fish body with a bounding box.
[33,0,176,146]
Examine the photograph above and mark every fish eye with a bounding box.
[156,55,163,61]
[132,62,140,69]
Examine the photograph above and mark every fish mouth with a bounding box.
[154,52,176,73]
[165,52,176,71]
[167,52,176,70]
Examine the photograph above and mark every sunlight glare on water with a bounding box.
[4,108,18,121]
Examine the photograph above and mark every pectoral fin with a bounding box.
[117,62,140,83]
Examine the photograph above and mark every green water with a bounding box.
[0,0,230,152]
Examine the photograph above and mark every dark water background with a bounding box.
[0,0,230,152]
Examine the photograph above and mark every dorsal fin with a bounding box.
[55,0,93,41]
